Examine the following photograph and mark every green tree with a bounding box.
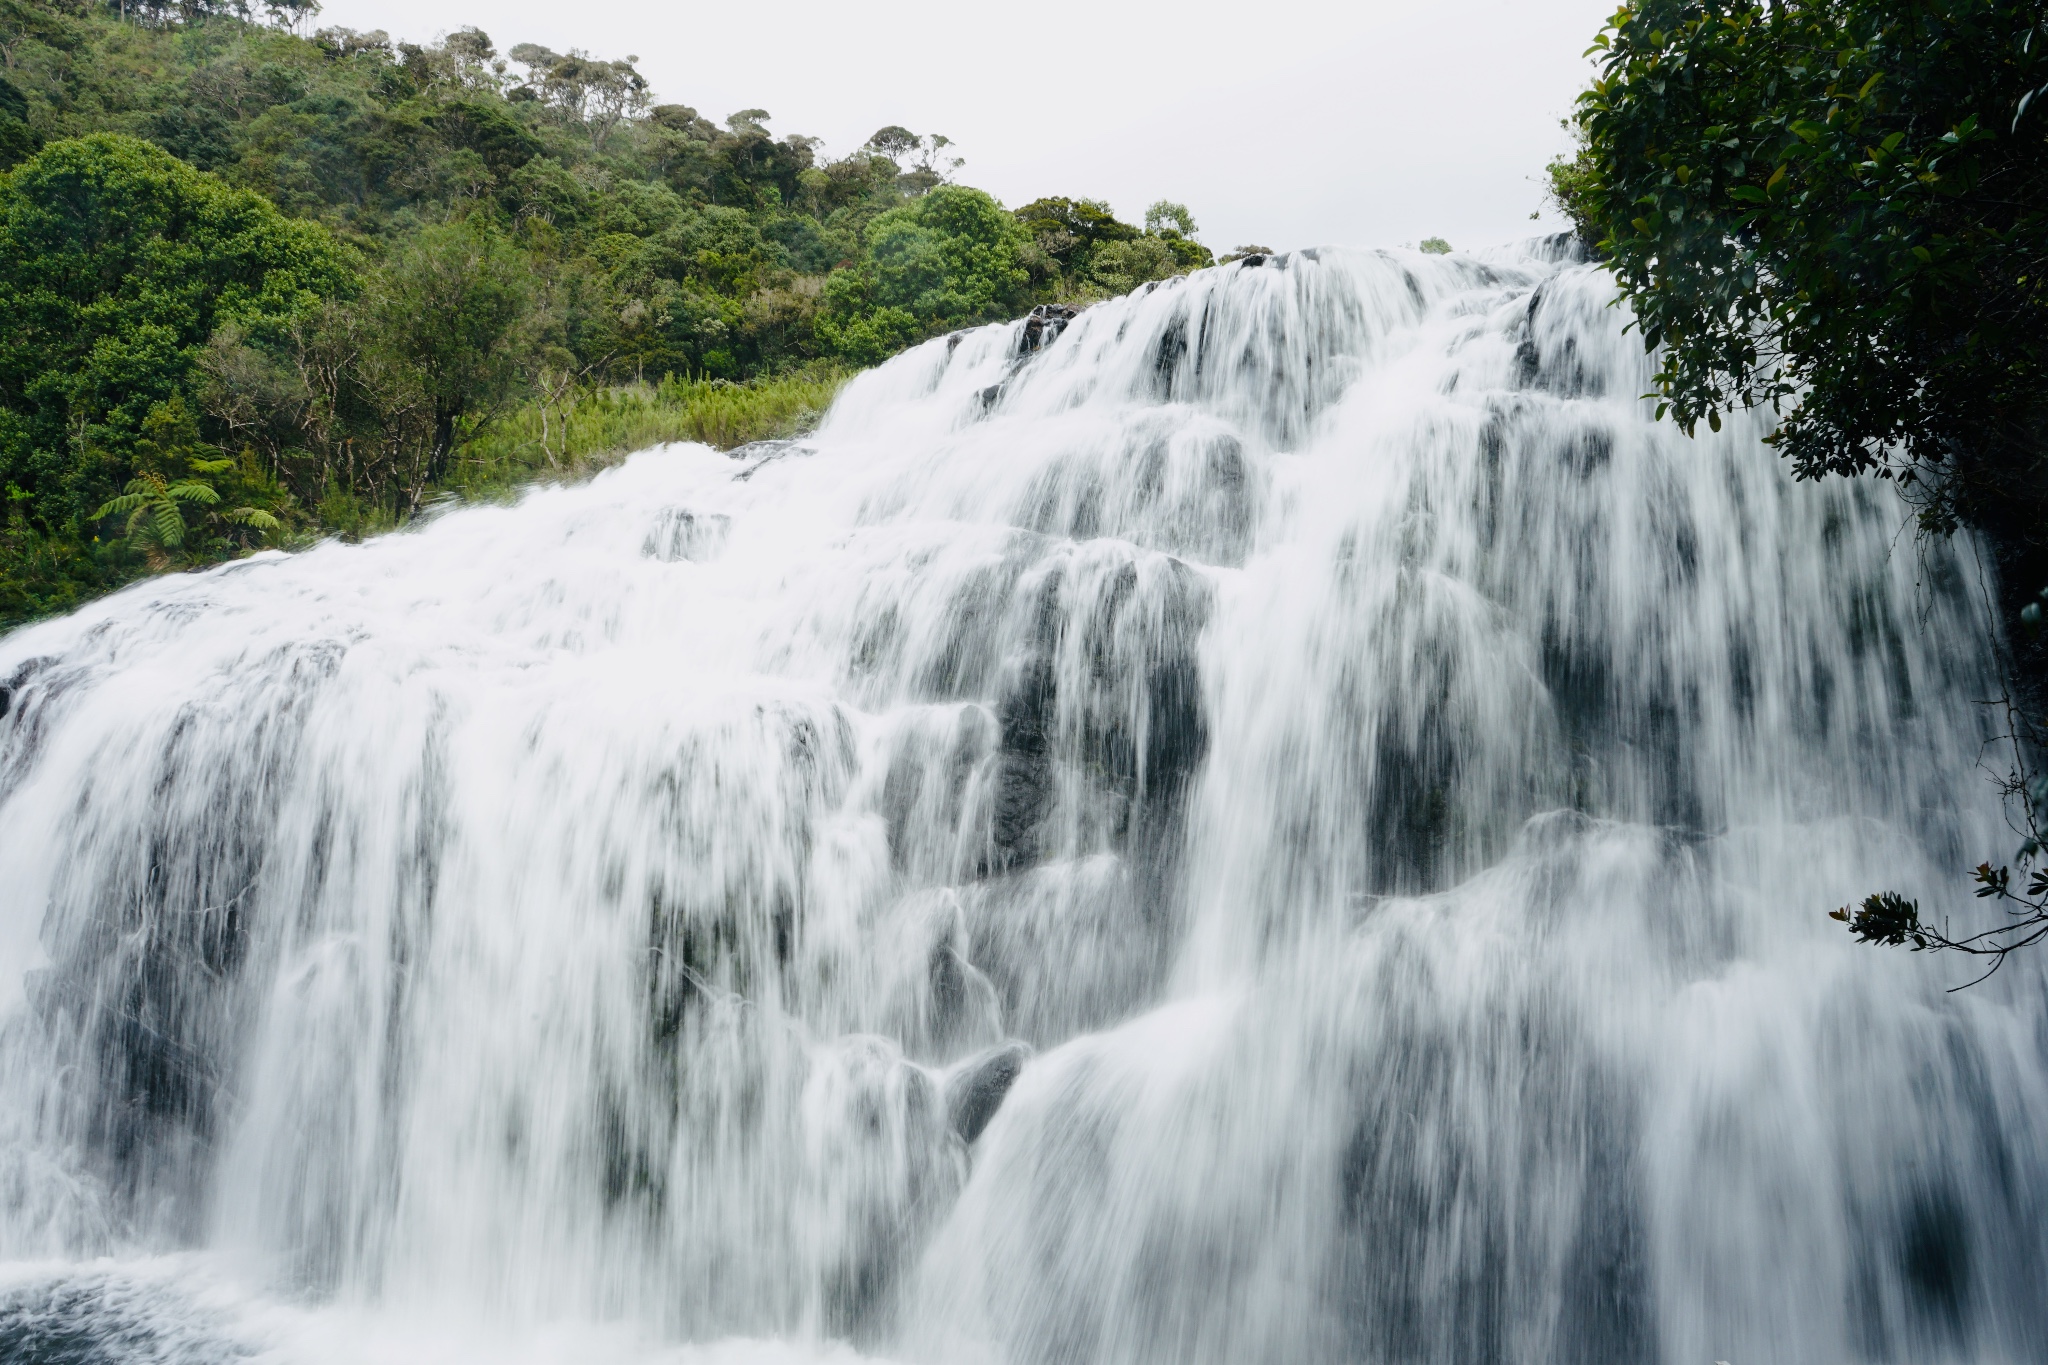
[1143,199,1215,271]
[0,0,66,75]
[508,44,649,153]
[1015,195,1138,286]
[1573,0,2045,536]
[1088,237,1182,295]
[0,2,1219,623]
[0,72,34,169]
[1571,0,2048,972]
[1543,120,1602,247]
[1013,196,1215,296]
[0,133,356,528]
[820,185,1031,359]
[1143,200,1195,237]
[371,218,530,484]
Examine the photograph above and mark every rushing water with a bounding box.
[2,238,2044,1365]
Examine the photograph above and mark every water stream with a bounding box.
[2,238,2044,1364]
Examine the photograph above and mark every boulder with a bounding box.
[945,1041,1031,1143]
[1019,304,1082,356]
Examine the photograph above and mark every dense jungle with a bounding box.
[0,0,1224,624]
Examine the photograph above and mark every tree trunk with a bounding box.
[427,409,456,485]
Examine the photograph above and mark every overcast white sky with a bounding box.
[315,0,1612,255]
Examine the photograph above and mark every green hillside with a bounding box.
[0,0,1220,623]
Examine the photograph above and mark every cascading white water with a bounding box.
[2,238,2044,1365]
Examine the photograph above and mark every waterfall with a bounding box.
[3,238,2044,1365]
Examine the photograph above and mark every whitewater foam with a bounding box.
[1,240,2039,1364]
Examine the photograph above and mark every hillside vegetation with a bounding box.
[0,0,1224,624]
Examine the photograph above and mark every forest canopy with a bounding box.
[0,0,1222,624]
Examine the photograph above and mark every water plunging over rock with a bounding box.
[0,236,2040,1365]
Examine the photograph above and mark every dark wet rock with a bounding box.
[1528,229,1595,265]
[946,1041,1031,1143]
[1019,304,1082,356]
[996,654,1057,759]
[1144,655,1207,796]
[642,508,732,563]
[1015,420,1259,566]
[961,858,1161,1047]
[876,887,1005,1062]
[980,640,1061,874]
[1074,557,1211,809]
[1327,987,1655,1365]
[811,1040,965,1340]
[5,656,50,692]
[879,707,997,877]
[923,938,1003,1062]
[21,648,375,1230]
[730,439,812,480]
[985,752,1052,873]
[1514,283,1604,399]
[901,532,1050,703]
[1151,311,1189,398]
[965,546,1210,881]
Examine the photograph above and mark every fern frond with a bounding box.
[166,481,220,505]
[92,494,150,518]
[225,507,282,531]
[153,501,185,548]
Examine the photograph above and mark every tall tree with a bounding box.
[372,219,528,486]
[0,133,355,526]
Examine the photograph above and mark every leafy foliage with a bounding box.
[453,366,852,497]
[1832,856,2048,986]
[373,219,530,484]
[97,393,279,554]
[1570,0,2048,975]
[1833,890,1930,948]
[1015,195,1214,300]
[0,131,353,527]
[0,72,35,167]
[0,0,1233,627]
[92,465,275,560]
[1544,121,1602,247]
[819,185,1032,361]
[1573,0,2047,534]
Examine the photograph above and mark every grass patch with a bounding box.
[0,366,859,632]
[449,364,857,500]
